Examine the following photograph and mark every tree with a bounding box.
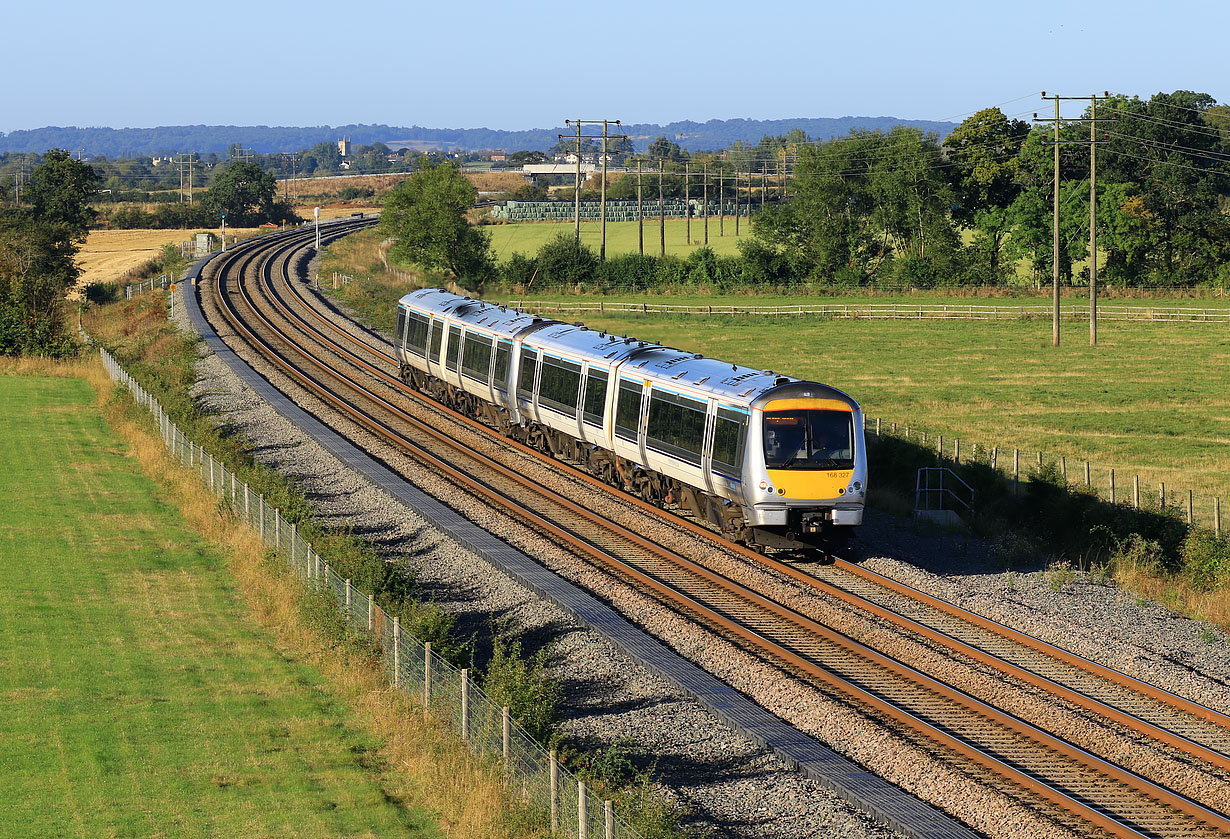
[380,162,493,288]
[508,150,547,164]
[25,149,100,238]
[647,136,685,162]
[0,209,80,356]
[945,109,1029,278]
[202,161,278,226]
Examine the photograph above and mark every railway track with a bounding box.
[194,224,1230,839]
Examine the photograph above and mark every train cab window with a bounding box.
[446,325,462,372]
[517,349,538,401]
[428,320,443,364]
[646,390,706,466]
[763,409,854,470]
[406,312,430,357]
[614,379,642,441]
[395,307,407,348]
[583,367,608,426]
[539,355,581,415]
[461,332,493,381]
[712,406,749,476]
[493,340,512,390]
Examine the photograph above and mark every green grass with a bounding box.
[485,217,750,262]
[542,309,1230,504]
[0,374,439,839]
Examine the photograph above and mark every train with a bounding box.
[393,288,866,551]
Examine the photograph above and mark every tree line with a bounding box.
[753,90,1230,288]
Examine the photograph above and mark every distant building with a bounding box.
[151,155,175,167]
[337,137,351,157]
[490,150,507,162]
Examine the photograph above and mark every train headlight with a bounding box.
[758,480,767,490]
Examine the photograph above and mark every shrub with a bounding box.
[83,282,121,304]
[1181,530,1230,591]
[481,634,561,742]
[534,234,599,287]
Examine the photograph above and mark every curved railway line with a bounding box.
[193,222,1230,839]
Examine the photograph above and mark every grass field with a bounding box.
[539,309,1230,505]
[0,369,439,838]
[486,217,750,262]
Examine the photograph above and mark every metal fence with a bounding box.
[865,415,1223,538]
[510,299,1230,324]
[124,273,172,299]
[99,346,643,839]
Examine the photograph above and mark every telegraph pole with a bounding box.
[1036,92,1112,347]
[564,118,625,257]
[637,159,644,256]
[658,162,665,257]
[684,163,690,244]
[703,164,709,246]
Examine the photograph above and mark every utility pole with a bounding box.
[563,118,625,258]
[684,162,690,244]
[637,159,644,256]
[719,170,724,237]
[703,164,709,246]
[1036,92,1113,348]
[734,171,740,237]
[658,162,665,257]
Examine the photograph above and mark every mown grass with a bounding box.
[0,364,442,839]
[486,217,750,262]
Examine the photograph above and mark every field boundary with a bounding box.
[862,415,1224,537]
[510,299,1230,323]
[99,346,646,839]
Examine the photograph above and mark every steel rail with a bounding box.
[268,238,1230,765]
[204,231,1230,839]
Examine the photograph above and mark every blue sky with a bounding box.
[4,0,1225,132]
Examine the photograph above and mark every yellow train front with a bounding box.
[742,382,866,550]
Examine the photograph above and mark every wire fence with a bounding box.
[124,273,172,299]
[510,299,1230,323]
[99,345,643,839]
[863,415,1223,538]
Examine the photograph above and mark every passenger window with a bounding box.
[517,349,538,401]
[406,312,430,356]
[614,379,642,441]
[428,320,443,364]
[646,390,706,466]
[446,325,462,372]
[583,368,608,426]
[712,406,749,475]
[539,356,581,415]
[461,332,492,381]
[395,307,407,348]
[494,340,512,389]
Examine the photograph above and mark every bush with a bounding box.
[481,634,561,742]
[1181,530,1230,591]
[83,282,121,304]
[534,234,599,287]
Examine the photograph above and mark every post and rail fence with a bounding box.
[510,299,1230,324]
[99,346,643,839]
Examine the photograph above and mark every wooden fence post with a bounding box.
[461,670,470,740]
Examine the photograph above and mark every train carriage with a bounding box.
[394,288,865,551]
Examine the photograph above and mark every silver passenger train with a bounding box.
[394,288,866,550]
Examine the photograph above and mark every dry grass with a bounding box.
[79,360,535,839]
[1114,564,1230,629]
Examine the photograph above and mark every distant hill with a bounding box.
[0,117,956,158]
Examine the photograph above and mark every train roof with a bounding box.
[399,287,555,336]
[620,345,799,404]
[398,289,858,409]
